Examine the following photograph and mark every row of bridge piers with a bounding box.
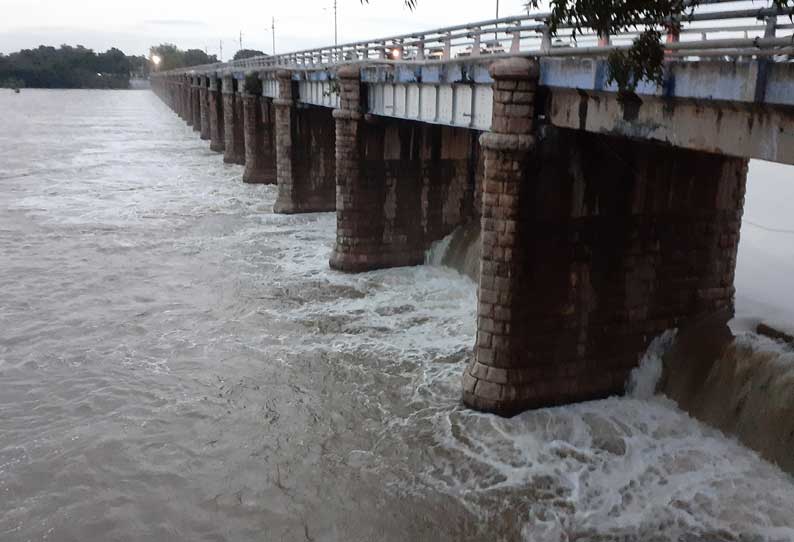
[152,58,747,415]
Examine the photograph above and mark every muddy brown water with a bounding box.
[1,89,794,542]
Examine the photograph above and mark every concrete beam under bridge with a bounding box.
[546,89,794,166]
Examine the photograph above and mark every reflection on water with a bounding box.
[1,89,793,542]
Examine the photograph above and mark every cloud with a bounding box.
[142,19,207,27]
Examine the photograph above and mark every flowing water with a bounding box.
[2,89,794,542]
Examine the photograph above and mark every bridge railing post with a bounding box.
[763,15,777,38]
[471,28,482,57]
[510,23,522,54]
[443,32,452,60]
[415,37,426,60]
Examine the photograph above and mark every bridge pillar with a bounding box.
[208,75,225,153]
[199,76,211,141]
[242,75,277,184]
[191,76,201,132]
[222,75,246,165]
[330,66,479,272]
[175,79,181,114]
[273,70,336,213]
[176,77,183,119]
[182,75,193,126]
[462,58,748,416]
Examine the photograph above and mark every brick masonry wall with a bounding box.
[274,71,336,213]
[184,77,193,125]
[233,91,246,165]
[462,58,748,415]
[191,78,201,132]
[330,66,482,272]
[222,77,245,165]
[199,77,211,141]
[208,77,225,153]
[242,93,277,184]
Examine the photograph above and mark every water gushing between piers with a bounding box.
[2,90,794,541]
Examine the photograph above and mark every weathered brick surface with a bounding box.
[191,76,201,132]
[329,66,482,272]
[208,76,225,153]
[462,58,748,416]
[184,76,193,125]
[273,70,336,213]
[242,81,277,184]
[199,76,211,141]
[222,75,245,165]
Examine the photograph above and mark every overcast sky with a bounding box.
[0,0,531,58]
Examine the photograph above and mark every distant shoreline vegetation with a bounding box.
[0,44,222,89]
[0,45,148,89]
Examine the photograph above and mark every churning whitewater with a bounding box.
[2,89,794,542]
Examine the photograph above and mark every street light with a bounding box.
[151,54,162,71]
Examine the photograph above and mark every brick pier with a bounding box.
[242,75,277,184]
[222,75,245,165]
[330,66,481,272]
[273,70,336,213]
[208,75,225,153]
[199,76,210,141]
[462,58,748,415]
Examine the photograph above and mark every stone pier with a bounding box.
[273,70,336,213]
[208,75,225,153]
[330,66,481,272]
[191,76,201,132]
[199,76,210,141]
[222,75,246,165]
[241,75,277,184]
[181,75,191,124]
[462,58,748,416]
[151,34,782,417]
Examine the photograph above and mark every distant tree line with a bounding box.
[149,44,220,72]
[233,49,266,61]
[0,43,230,89]
[0,45,151,89]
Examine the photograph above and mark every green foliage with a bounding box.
[607,29,665,91]
[375,0,793,92]
[150,44,219,71]
[528,0,793,91]
[0,76,26,89]
[0,45,134,89]
[233,49,267,61]
[184,49,217,67]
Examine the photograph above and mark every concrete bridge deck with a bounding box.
[151,0,793,415]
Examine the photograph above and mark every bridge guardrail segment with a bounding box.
[152,0,793,78]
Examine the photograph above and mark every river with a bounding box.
[1,89,793,541]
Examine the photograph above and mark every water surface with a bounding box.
[1,89,794,541]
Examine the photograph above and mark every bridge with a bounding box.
[151,1,794,416]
